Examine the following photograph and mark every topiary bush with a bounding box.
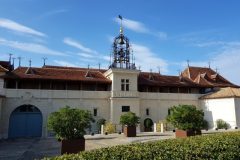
[48,106,95,140]
[166,105,204,131]
[120,112,140,127]
[216,119,228,129]
[45,131,240,160]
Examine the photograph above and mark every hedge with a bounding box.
[46,131,240,160]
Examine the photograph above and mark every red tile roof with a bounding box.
[181,66,237,87]
[0,61,11,71]
[3,66,111,83]
[138,72,199,87]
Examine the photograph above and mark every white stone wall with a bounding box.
[200,98,237,129]
[1,89,110,138]
[235,98,240,127]
[139,92,200,130]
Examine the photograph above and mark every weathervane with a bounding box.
[118,15,123,34]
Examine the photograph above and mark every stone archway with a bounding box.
[144,118,154,132]
[8,104,42,138]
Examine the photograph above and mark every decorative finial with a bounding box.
[187,59,190,67]
[118,15,123,34]
[88,64,90,70]
[98,63,101,70]
[17,56,22,67]
[215,67,218,74]
[157,66,161,74]
[208,61,211,68]
[9,53,13,63]
[29,59,32,68]
[12,57,15,67]
[42,57,47,66]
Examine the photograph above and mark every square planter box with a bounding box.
[176,130,201,138]
[61,138,85,154]
[124,126,136,137]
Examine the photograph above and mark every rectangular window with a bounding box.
[122,106,130,112]
[126,84,129,91]
[121,79,130,91]
[168,109,171,115]
[93,108,97,116]
[146,108,149,115]
[121,84,125,91]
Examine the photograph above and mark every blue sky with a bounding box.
[0,0,240,84]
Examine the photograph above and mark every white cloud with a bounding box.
[156,32,168,40]
[54,60,78,67]
[63,37,98,54]
[114,17,167,40]
[132,43,168,73]
[78,52,94,58]
[0,18,46,37]
[180,42,240,85]
[114,17,149,33]
[40,9,67,18]
[0,37,66,56]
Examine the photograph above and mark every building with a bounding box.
[0,25,239,139]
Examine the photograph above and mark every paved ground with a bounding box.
[0,132,174,160]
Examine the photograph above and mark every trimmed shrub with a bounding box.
[166,105,204,131]
[46,131,240,160]
[48,106,94,140]
[216,119,228,129]
[120,112,140,127]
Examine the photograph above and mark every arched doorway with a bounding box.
[144,118,153,132]
[8,105,42,138]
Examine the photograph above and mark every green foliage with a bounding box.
[48,106,94,140]
[104,122,116,134]
[120,112,140,127]
[46,131,240,160]
[96,118,106,132]
[216,119,228,129]
[166,105,204,130]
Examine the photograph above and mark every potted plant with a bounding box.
[48,106,94,154]
[120,112,140,137]
[166,105,204,138]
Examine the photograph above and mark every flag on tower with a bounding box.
[118,15,122,20]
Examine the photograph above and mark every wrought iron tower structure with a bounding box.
[110,16,136,70]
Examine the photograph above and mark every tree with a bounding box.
[166,105,204,131]
[120,112,140,127]
[48,106,95,140]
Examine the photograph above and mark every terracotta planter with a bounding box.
[123,126,136,137]
[175,130,195,138]
[61,138,85,154]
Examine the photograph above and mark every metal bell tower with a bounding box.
[110,15,136,70]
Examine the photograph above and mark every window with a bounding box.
[121,79,130,91]
[146,108,149,115]
[122,106,130,112]
[168,109,171,115]
[93,108,97,116]
[126,84,129,91]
